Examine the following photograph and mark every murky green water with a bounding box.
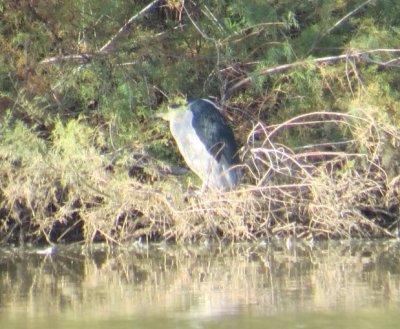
[1,240,400,328]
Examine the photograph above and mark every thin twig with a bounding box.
[183,3,216,42]
[182,2,228,99]
[221,22,286,45]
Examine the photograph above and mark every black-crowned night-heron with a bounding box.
[157,98,240,191]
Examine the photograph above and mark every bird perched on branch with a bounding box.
[157,97,241,191]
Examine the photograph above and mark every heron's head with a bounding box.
[156,96,188,122]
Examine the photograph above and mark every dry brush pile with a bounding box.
[0,101,398,245]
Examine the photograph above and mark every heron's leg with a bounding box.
[199,182,208,194]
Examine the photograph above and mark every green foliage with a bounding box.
[0,118,47,165]
[0,0,398,148]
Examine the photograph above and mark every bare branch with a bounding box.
[39,54,94,66]
[326,0,373,35]
[307,0,373,55]
[100,0,163,54]
[227,49,400,96]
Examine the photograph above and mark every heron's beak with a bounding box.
[155,111,170,121]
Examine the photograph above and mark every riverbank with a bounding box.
[1,107,398,246]
[1,1,399,246]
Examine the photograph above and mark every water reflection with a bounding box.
[1,240,400,328]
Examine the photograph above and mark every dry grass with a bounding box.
[0,103,399,245]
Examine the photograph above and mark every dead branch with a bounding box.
[39,54,95,66]
[227,48,400,96]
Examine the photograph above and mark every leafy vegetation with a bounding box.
[0,0,399,245]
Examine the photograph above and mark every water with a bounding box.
[1,240,400,328]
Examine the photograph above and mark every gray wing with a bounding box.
[189,99,239,165]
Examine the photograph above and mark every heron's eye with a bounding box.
[170,103,181,109]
